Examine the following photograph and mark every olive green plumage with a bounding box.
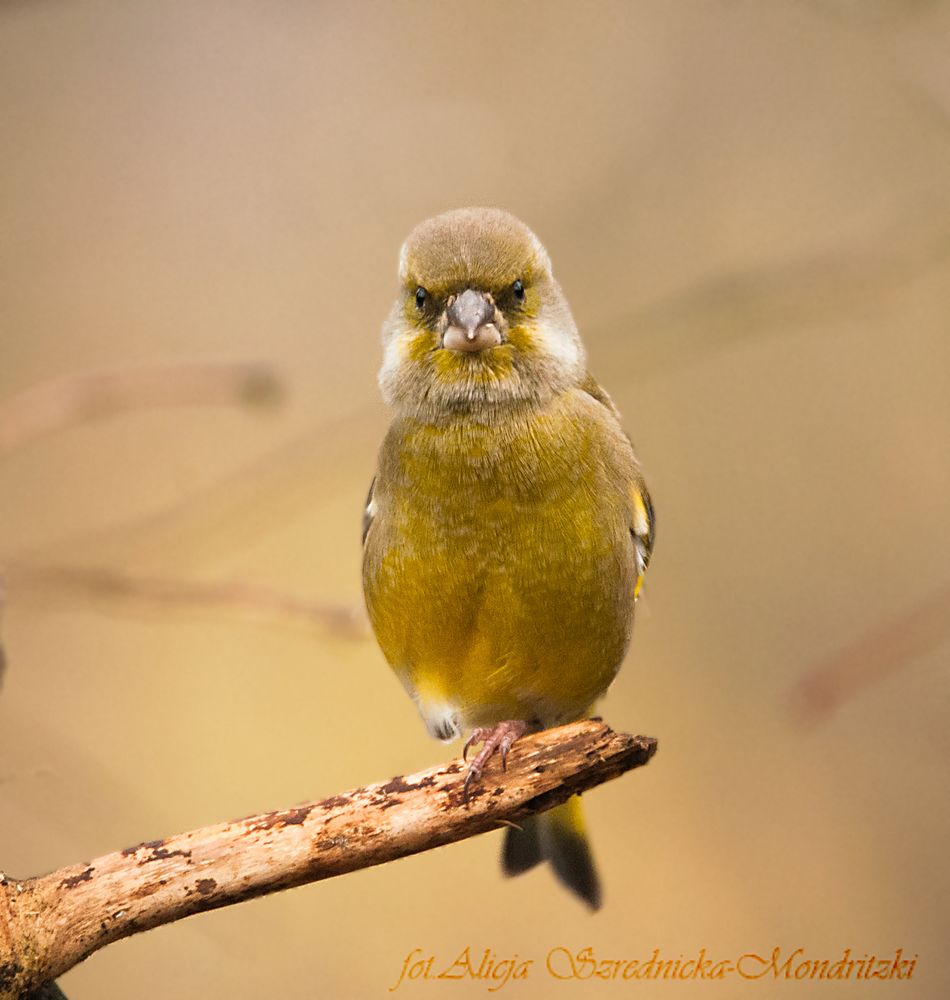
[362,208,654,909]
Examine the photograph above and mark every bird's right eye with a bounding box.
[414,287,428,309]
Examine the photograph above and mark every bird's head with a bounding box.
[379,208,585,420]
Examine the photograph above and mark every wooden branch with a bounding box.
[0,721,655,998]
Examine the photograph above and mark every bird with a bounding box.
[361,207,654,909]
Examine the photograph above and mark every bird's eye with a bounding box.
[512,279,526,302]
[414,287,428,309]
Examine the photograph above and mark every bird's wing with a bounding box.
[579,371,622,418]
[581,372,655,597]
[629,472,655,599]
[361,476,376,545]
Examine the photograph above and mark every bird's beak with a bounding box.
[442,289,503,353]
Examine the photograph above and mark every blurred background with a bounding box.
[2,1,949,997]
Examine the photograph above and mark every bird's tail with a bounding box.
[502,797,601,909]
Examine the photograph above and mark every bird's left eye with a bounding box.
[512,279,526,302]
[415,287,428,309]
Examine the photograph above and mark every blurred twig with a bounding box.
[0,361,283,455]
[6,409,381,571]
[597,204,950,385]
[0,360,367,673]
[792,583,950,722]
[0,721,657,998]
[3,563,368,640]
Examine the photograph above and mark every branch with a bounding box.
[0,361,283,455]
[791,582,950,722]
[0,721,656,997]
[4,564,369,641]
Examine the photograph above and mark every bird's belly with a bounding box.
[365,490,636,733]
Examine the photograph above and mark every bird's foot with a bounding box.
[462,720,530,803]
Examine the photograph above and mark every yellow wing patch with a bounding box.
[361,477,376,545]
[630,481,655,602]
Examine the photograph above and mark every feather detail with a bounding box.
[361,477,376,545]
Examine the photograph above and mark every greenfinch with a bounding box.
[362,208,654,909]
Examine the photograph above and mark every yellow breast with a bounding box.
[362,388,640,738]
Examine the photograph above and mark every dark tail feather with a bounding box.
[502,815,543,875]
[501,798,601,910]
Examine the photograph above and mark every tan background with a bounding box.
[2,1,949,997]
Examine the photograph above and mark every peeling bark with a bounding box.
[0,721,656,998]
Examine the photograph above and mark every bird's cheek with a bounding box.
[509,321,580,373]
[505,324,539,356]
[405,329,437,362]
[381,329,432,382]
[386,329,437,367]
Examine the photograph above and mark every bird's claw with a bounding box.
[462,763,482,803]
[461,720,529,805]
[462,727,491,763]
